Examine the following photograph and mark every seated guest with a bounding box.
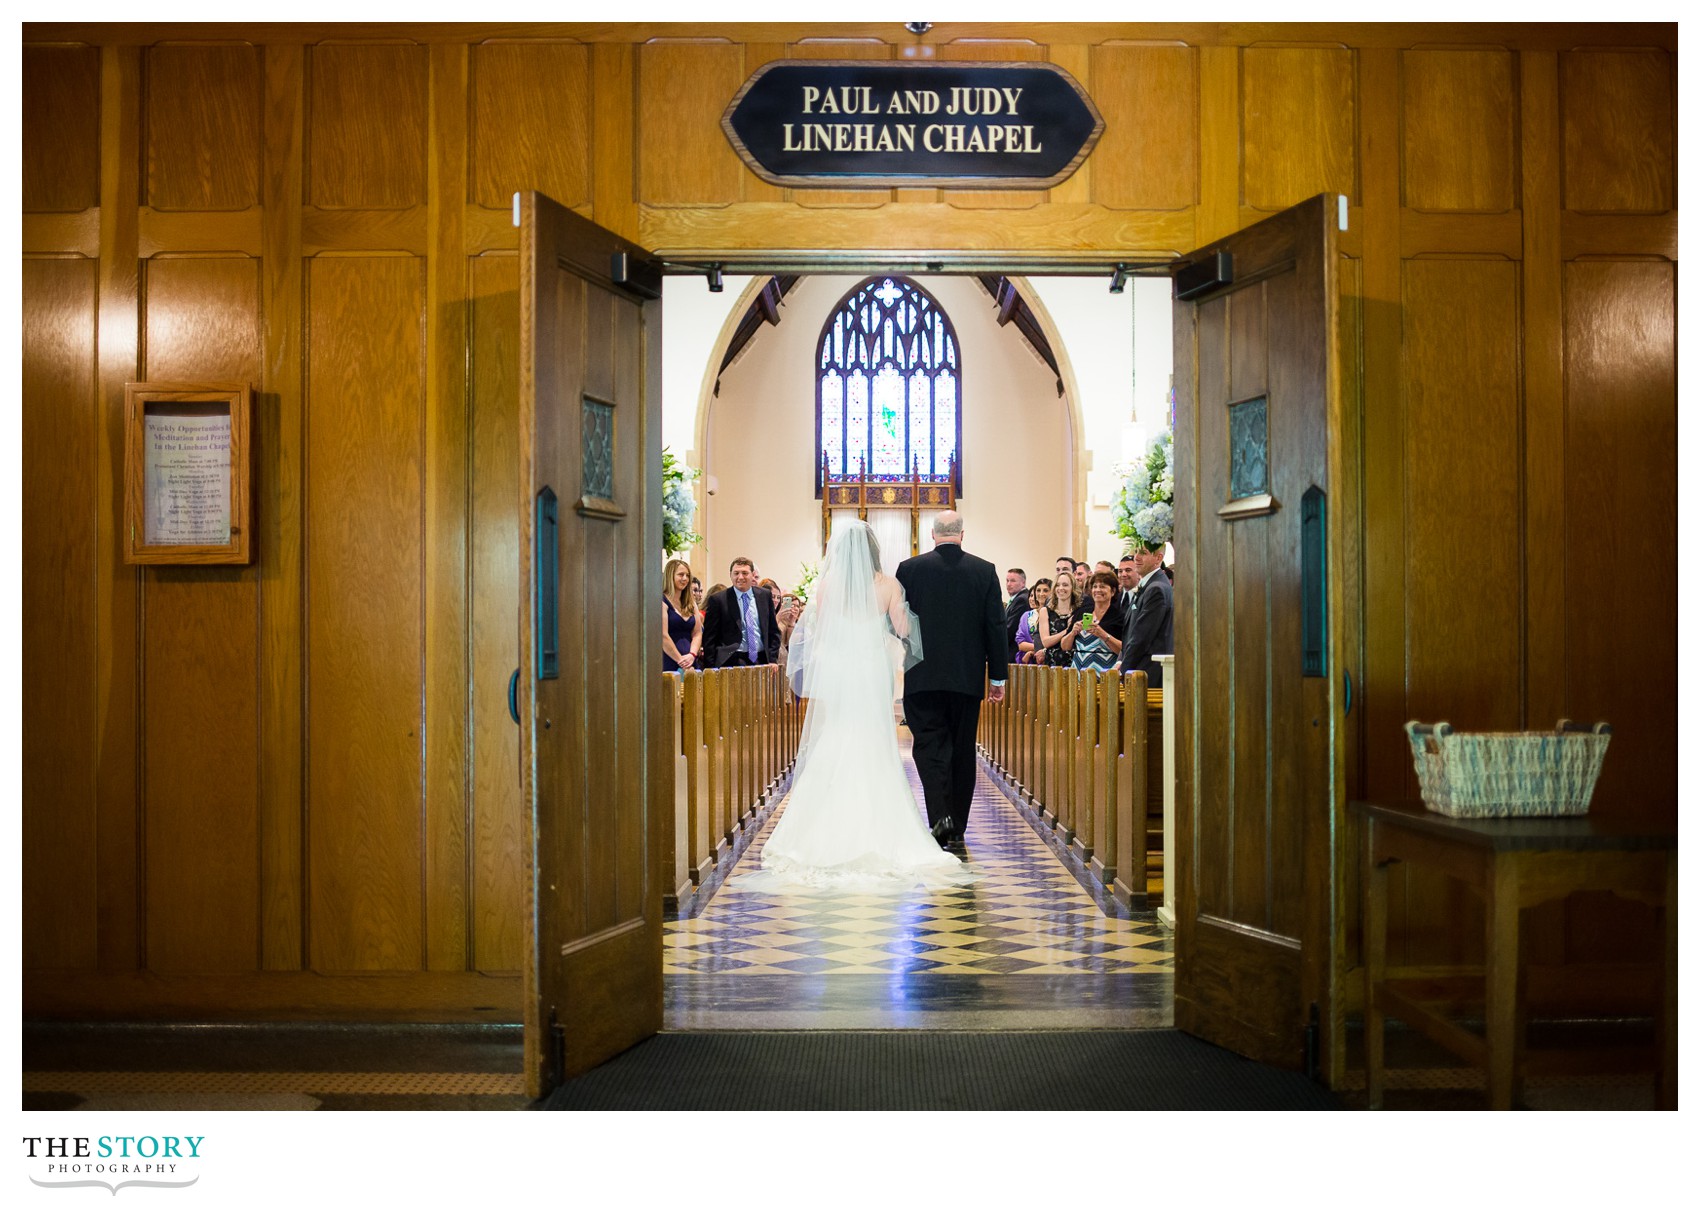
[1058,566,1085,614]
[662,557,702,672]
[1116,554,1140,614]
[1120,541,1174,686]
[760,576,802,685]
[1061,570,1127,671]
[774,587,803,704]
[1015,578,1052,664]
[1003,567,1030,665]
[1037,570,1081,666]
[701,557,781,668]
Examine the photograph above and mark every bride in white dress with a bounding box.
[738,521,976,891]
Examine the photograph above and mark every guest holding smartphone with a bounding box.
[1063,570,1127,671]
[776,589,803,703]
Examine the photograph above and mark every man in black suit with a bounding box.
[701,555,780,668]
[1002,567,1030,666]
[1119,540,1173,686]
[896,512,1008,849]
[1116,553,1140,614]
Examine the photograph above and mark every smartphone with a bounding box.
[782,595,799,611]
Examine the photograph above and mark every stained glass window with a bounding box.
[871,366,906,474]
[816,277,963,495]
[845,371,869,476]
[819,370,844,477]
[907,371,930,471]
[933,370,957,475]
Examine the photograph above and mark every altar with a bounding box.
[820,456,958,574]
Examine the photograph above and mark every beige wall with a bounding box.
[701,274,1073,593]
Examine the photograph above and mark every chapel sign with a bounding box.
[721,60,1104,189]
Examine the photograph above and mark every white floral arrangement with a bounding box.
[661,447,701,556]
[1111,429,1175,550]
[793,561,820,604]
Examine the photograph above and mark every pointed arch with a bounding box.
[814,276,962,497]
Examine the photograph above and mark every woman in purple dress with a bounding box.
[662,558,702,672]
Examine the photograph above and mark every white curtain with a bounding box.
[828,509,861,560]
[867,510,911,575]
[917,509,945,553]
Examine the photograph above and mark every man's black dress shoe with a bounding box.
[930,816,955,848]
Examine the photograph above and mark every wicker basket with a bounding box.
[1405,720,1611,818]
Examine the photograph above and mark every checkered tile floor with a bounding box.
[665,735,1172,979]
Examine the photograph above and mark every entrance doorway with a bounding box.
[517,191,1354,1099]
[659,266,1174,1032]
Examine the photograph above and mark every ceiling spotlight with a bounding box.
[1108,263,1129,294]
[707,264,724,293]
[905,22,932,35]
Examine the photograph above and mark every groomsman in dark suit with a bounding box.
[701,556,780,668]
[1002,567,1030,665]
[1116,554,1141,614]
[896,512,1008,849]
[1119,541,1173,686]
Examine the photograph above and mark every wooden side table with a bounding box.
[1352,799,1676,1110]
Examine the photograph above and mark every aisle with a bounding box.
[664,732,1173,1029]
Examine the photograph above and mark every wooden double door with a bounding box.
[1171,194,1357,1080]
[515,190,1356,1097]
[517,192,667,1097]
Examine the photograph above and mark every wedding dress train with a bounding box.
[735,522,976,892]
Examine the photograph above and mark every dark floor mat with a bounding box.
[542,1029,1338,1110]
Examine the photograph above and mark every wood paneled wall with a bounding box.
[21,23,1675,1019]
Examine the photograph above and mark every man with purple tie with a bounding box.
[701,556,780,668]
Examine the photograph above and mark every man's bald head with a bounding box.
[931,511,964,545]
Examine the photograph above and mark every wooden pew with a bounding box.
[975,665,1163,907]
[670,665,804,891]
[1091,670,1119,888]
[1113,671,1151,908]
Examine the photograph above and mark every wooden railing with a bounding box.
[664,665,804,903]
[979,664,1165,908]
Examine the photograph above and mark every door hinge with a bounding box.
[1303,1002,1320,1081]
[547,1006,566,1090]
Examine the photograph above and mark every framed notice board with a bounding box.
[123,381,253,565]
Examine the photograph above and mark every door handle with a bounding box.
[1300,486,1326,677]
[535,486,559,679]
[508,668,521,725]
[1344,669,1353,716]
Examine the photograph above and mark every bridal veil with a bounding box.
[737,521,973,891]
